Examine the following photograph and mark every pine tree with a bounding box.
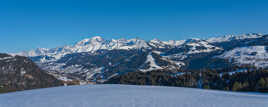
[232,82,242,91]
[257,78,266,88]
[257,78,268,91]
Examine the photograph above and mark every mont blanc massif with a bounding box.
[1,33,268,92]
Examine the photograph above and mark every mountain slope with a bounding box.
[0,84,267,107]
[12,33,268,83]
[0,53,63,93]
[15,36,150,62]
[218,46,268,68]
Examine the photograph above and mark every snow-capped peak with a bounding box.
[76,36,105,46]
[162,40,185,46]
[14,33,264,62]
[207,33,263,43]
[185,38,202,43]
[150,39,162,43]
[149,39,185,48]
[108,38,149,50]
[183,39,222,54]
[73,36,108,53]
[14,36,152,61]
[91,36,103,41]
[14,48,50,57]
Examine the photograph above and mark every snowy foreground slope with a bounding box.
[0,85,268,107]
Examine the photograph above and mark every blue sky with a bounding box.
[1,0,268,52]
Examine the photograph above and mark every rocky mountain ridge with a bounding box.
[12,33,268,83]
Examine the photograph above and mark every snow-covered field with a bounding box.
[0,84,268,107]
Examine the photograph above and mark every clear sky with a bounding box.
[1,0,268,53]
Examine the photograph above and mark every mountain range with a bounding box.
[11,33,268,83]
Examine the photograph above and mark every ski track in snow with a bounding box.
[0,84,267,107]
[146,53,162,69]
[140,52,162,72]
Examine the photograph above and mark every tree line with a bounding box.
[105,69,268,92]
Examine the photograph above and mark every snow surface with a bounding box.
[207,33,262,43]
[14,33,262,62]
[218,46,268,68]
[14,36,150,62]
[0,84,267,107]
[185,39,222,54]
[149,39,185,48]
[140,52,162,72]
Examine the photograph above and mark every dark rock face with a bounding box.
[0,53,63,93]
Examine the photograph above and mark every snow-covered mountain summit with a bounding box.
[73,36,149,52]
[15,36,151,61]
[20,33,264,59]
[148,38,185,48]
[12,33,268,83]
[14,33,266,58]
[207,33,263,43]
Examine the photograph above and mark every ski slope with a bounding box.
[0,84,267,107]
